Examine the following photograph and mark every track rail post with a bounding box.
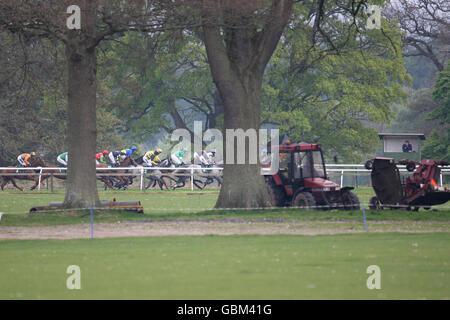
[140,166,144,191]
[191,167,194,191]
[38,167,43,191]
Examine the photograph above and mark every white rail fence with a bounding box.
[1,165,449,191]
[326,164,450,188]
[328,165,450,188]
[0,166,224,191]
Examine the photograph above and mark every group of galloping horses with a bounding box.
[0,155,223,191]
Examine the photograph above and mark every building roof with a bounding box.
[378,133,426,140]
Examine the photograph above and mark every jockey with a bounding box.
[119,146,137,161]
[108,146,136,166]
[143,148,163,167]
[57,152,68,167]
[108,150,123,166]
[260,148,270,165]
[207,149,216,163]
[18,152,36,167]
[194,150,210,167]
[95,150,109,165]
[204,149,217,165]
[171,148,187,167]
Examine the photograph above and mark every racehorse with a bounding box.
[162,162,211,190]
[95,156,138,190]
[134,156,170,190]
[112,156,139,189]
[198,163,223,188]
[96,163,116,190]
[31,156,68,184]
[0,156,47,191]
[190,157,223,188]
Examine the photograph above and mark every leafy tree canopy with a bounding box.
[422,62,450,161]
[262,3,410,162]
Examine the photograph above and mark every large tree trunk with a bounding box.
[215,74,271,208]
[202,0,293,209]
[63,1,100,208]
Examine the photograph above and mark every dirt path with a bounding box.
[0,220,449,239]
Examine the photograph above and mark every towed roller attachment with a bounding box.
[29,198,144,214]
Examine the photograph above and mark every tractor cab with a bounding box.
[277,143,328,185]
[265,142,359,210]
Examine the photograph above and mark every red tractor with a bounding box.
[365,157,450,211]
[264,142,360,210]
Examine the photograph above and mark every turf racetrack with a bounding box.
[1,234,449,299]
[0,188,449,299]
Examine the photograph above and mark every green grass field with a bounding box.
[0,186,388,215]
[1,187,450,227]
[1,233,449,299]
[0,187,449,300]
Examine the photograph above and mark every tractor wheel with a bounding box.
[292,192,316,210]
[342,191,360,210]
[369,196,382,210]
[364,160,374,171]
[266,180,285,207]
